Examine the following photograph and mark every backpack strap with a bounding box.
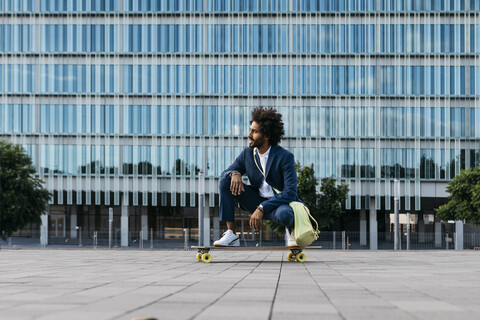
[307,205,320,233]
[253,147,281,194]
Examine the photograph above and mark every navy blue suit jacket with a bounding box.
[221,145,299,214]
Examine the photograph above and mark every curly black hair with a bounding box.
[250,107,285,146]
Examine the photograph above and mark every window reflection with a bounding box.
[4,23,477,54]
[3,105,475,140]
[6,0,466,13]
[1,64,476,97]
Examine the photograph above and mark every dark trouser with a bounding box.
[219,176,294,228]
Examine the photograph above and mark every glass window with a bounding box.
[472,108,480,138]
[122,146,133,175]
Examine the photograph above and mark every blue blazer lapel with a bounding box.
[265,145,278,178]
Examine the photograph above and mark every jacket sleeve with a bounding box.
[221,148,247,179]
[260,152,298,213]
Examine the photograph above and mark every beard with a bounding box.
[248,137,265,149]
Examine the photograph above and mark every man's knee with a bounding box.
[273,205,294,227]
[219,176,230,193]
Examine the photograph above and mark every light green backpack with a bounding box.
[253,148,320,248]
[289,201,319,248]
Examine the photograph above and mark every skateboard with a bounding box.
[191,245,322,263]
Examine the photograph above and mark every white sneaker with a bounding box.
[285,227,297,247]
[214,230,240,247]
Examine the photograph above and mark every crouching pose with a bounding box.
[214,107,300,247]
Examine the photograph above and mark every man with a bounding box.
[214,107,300,247]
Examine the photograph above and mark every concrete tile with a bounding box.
[273,302,338,314]
[0,250,480,320]
[390,300,463,312]
[223,288,275,301]
[196,301,271,320]
[124,301,213,320]
[2,292,62,302]
[340,306,413,320]
[161,291,224,303]
[272,313,343,320]
[411,310,479,320]
[36,309,121,320]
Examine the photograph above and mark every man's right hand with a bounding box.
[230,174,245,196]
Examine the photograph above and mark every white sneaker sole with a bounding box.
[214,238,240,247]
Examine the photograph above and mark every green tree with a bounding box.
[436,166,480,226]
[0,139,51,240]
[266,163,349,234]
[316,176,350,229]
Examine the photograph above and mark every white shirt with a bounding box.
[258,147,275,199]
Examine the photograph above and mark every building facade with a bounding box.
[1,0,479,247]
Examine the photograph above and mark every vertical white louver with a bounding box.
[75,94,82,204]
[94,105,101,206]
[105,134,111,206]
[477,7,480,172]
[375,92,381,210]
[152,96,158,207]
[121,103,129,207]
[132,134,139,207]
[405,178,411,211]
[85,133,91,205]
[415,135,421,211]
[114,16,121,207]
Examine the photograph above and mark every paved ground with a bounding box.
[0,249,479,320]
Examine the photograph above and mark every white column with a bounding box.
[141,207,148,240]
[203,195,211,246]
[435,220,442,248]
[213,208,220,242]
[121,204,129,247]
[455,220,464,250]
[369,197,377,250]
[360,209,367,246]
[40,207,49,246]
[407,212,411,250]
[70,205,77,239]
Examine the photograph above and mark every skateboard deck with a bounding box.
[192,245,322,263]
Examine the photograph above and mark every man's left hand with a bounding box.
[250,209,264,230]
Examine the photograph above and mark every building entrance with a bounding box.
[49,214,66,237]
